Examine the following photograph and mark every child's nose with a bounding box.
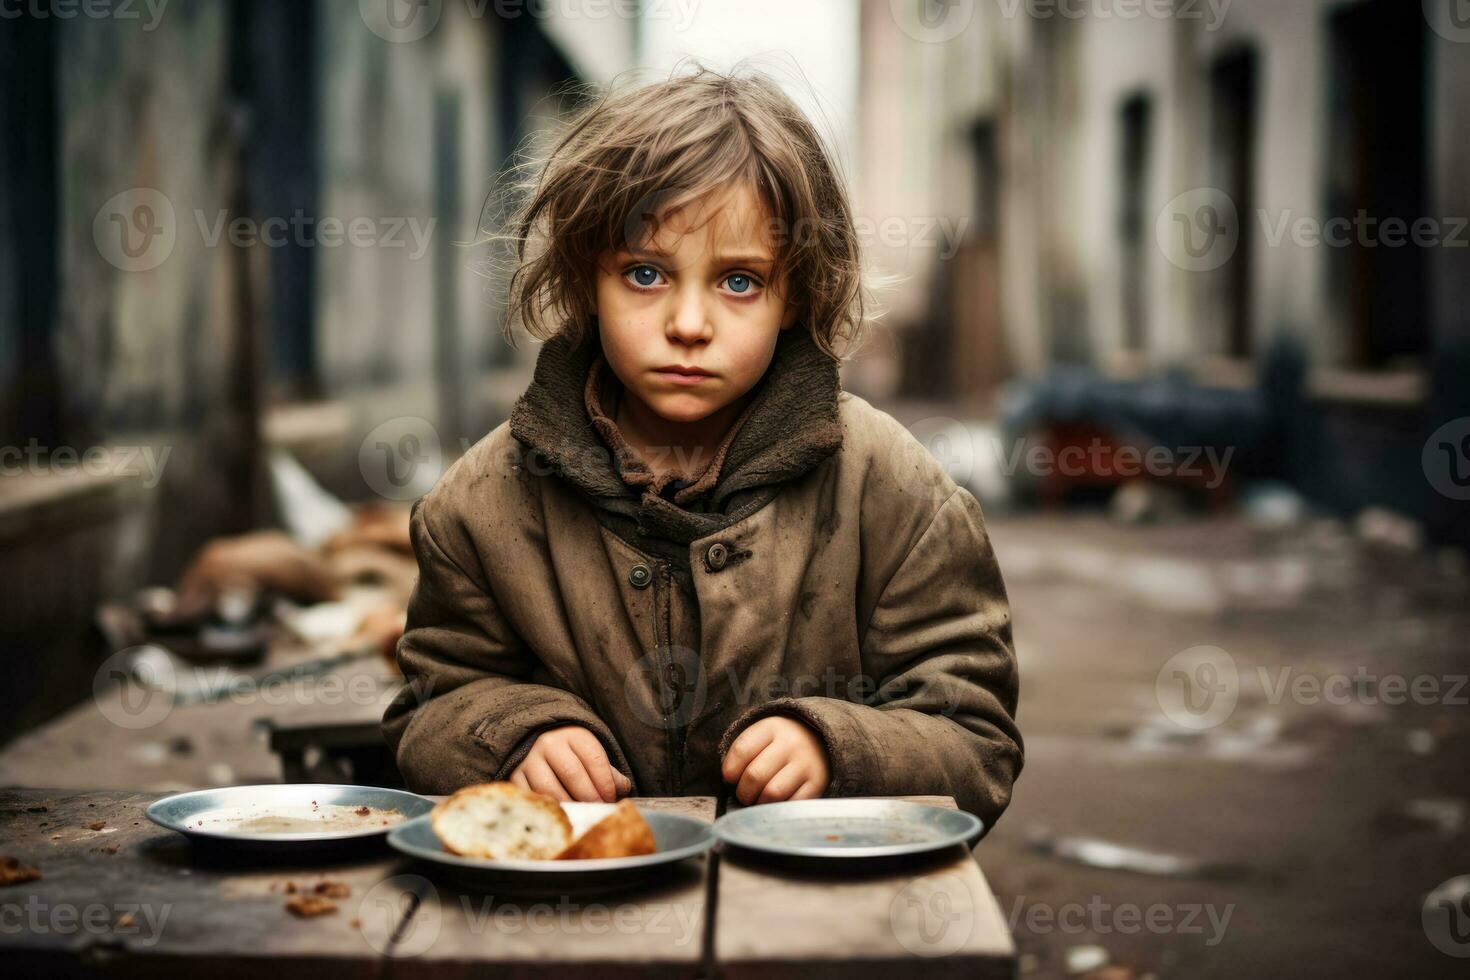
[665,287,712,345]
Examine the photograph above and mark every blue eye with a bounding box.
[629,265,660,287]
[726,274,752,294]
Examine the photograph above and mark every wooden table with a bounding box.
[0,789,1015,978]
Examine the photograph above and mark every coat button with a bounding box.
[704,542,729,572]
[628,563,652,589]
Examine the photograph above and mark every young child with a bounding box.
[382,66,1022,826]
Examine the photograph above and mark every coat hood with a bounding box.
[509,320,844,549]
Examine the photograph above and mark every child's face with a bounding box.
[595,182,798,425]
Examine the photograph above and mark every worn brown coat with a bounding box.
[382,327,1022,826]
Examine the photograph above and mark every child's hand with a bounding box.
[510,725,633,803]
[721,716,830,805]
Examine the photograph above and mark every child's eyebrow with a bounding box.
[618,247,775,268]
[712,252,775,267]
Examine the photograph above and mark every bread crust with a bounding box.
[556,799,656,861]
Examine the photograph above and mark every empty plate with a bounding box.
[712,798,983,860]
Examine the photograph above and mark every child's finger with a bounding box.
[567,736,619,802]
[722,723,776,783]
[735,744,785,805]
[544,742,602,802]
[521,756,572,802]
[789,778,825,802]
[756,764,804,805]
[612,768,633,797]
[510,769,532,792]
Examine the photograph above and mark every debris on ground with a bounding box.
[1241,481,1306,528]
[0,856,42,886]
[1405,729,1437,756]
[313,880,351,898]
[1065,944,1110,974]
[269,449,354,549]
[1354,507,1423,552]
[1027,830,1248,880]
[352,604,408,670]
[174,532,340,624]
[1109,481,1190,525]
[1080,968,1140,980]
[285,895,338,917]
[88,820,106,831]
[1377,798,1466,839]
[206,763,236,786]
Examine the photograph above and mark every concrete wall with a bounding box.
[1,0,602,735]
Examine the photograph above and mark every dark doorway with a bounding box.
[232,0,320,400]
[1118,92,1153,353]
[0,14,61,450]
[1209,47,1258,359]
[1326,0,1429,368]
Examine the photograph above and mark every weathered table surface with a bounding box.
[0,788,1015,978]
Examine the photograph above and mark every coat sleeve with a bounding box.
[381,496,634,794]
[717,487,1022,829]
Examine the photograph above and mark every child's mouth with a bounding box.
[651,366,716,385]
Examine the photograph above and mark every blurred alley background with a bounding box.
[3,1,1470,976]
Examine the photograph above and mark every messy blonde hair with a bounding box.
[496,62,866,358]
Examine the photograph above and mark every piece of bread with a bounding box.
[431,783,573,860]
[556,800,657,861]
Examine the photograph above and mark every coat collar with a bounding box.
[509,319,844,543]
